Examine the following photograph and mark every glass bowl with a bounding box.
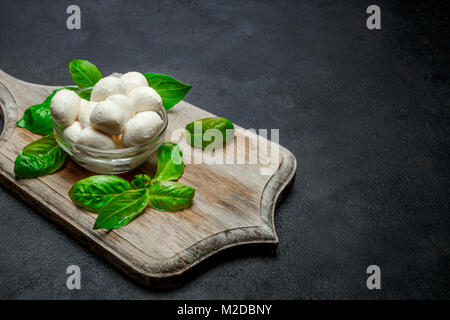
[53,102,168,174]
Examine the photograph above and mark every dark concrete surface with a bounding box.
[0,0,449,299]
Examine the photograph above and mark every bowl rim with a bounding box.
[53,95,168,155]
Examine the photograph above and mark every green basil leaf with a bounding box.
[69,59,103,89]
[69,175,131,212]
[94,189,150,230]
[152,142,184,184]
[16,87,77,135]
[148,181,195,212]
[131,174,152,189]
[76,88,92,100]
[14,135,66,178]
[185,117,234,150]
[143,73,192,110]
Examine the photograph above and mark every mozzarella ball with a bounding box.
[77,126,116,150]
[90,76,127,102]
[122,111,164,147]
[129,86,163,113]
[120,72,148,94]
[89,101,125,135]
[50,89,81,126]
[63,121,82,142]
[78,101,96,128]
[106,94,135,124]
[78,98,89,111]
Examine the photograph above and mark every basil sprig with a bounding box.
[69,175,131,212]
[185,117,235,150]
[68,143,195,230]
[14,135,66,178]
[143,73,192,110]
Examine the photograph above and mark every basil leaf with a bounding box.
[16,87,77,135]
[131,174,152,189]
[69,175,131,212]
[69,59,103,89]
[77,88,92,100]
[152,142,184,184]
[94,189,150,230]
[143,73,192,110]
[148,181,195,212]
[185,117,234,150]
[14,135,66,178]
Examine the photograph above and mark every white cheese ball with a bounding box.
[120,72,148,94]
[89,100,125,135]
[78,101,96,128]
[122,111,164,147]
[77,126,116,150]
[78,98,89,111]
[63,121,82,142]
[129,86,163,114]
[90,76,127,102]
[106,94,135,124]
[50,89,81,126]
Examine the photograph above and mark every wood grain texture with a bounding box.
[0,69,296,288]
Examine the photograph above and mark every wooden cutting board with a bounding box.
[0,69,296,288]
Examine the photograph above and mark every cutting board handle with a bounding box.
[0,77,18,148]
